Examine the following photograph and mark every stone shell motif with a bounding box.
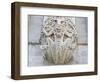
[40,16,78,64]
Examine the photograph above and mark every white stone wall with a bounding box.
[75,17,88,43]
[28,15,43,43]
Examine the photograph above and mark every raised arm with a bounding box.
[42,27,53,36]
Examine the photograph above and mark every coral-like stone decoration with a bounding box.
[40,16,78,64]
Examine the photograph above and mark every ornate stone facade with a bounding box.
[40,16,78,64]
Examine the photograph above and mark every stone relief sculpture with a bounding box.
[40,16,78,64]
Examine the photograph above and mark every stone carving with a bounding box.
[40,16,78,64]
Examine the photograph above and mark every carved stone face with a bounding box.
[52,17,66,37]
[53,16,66,25]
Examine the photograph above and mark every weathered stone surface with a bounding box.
[28,16,88,66]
